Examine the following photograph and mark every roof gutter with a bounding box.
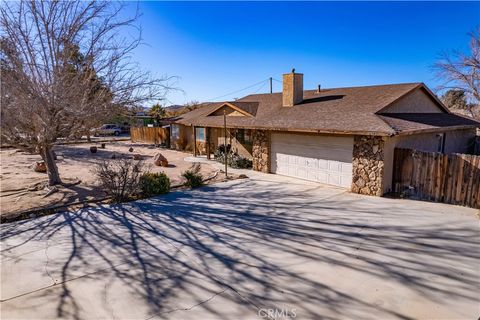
[393,125,479,136]
[175,122,392,136]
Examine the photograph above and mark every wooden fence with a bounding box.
[130,127,169,145]
[393,148,480,208]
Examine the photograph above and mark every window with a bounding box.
[171,125,180,139]
[195,127,205,141]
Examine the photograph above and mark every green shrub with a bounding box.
[213,146,252,169]
[140,172,170,196]
[230,154,253,169]
[182,163,203,188]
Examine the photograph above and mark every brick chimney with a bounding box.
[282,69,303,107]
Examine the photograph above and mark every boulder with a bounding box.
[153,153,168,167]
[129,147,134,152]
[90,146,97,153]
[34,161,47,173]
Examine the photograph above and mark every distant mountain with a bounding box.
[165,104,184,110]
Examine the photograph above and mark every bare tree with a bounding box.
[433,27,480,118]
[1,1,173,185]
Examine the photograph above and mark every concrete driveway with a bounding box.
[1,174,479,319]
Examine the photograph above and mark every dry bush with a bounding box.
[181,163,203,188]
[93,158,144,202]
[196,141,206,155]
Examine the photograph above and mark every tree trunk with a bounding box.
[41,146,62,186]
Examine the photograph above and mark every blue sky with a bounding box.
[131,1,479,105]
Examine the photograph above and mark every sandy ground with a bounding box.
[0,141,217,217]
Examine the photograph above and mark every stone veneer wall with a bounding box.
[351,136,385,196]
[252,130,270,173]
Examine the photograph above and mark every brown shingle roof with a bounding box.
[378,113,480,134]
[174,83,480,136]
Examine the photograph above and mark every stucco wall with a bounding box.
[382,128,477,194]
[381,88,444,113]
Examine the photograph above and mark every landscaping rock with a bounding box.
[153,153,168,167]
[129,147,134,152]
[34,161,47,173]
[90,146,97,153]
[100,143,106,149]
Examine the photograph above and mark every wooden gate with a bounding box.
[130,127,170,145]
[393,148,480,208]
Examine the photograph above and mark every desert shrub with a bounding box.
[213,145,252,169]
[230,154,253,169]
[218,144,231,154]
[182,163,203,188]
[93,158,144,202]
[140,172,170,196]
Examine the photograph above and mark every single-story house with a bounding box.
[169,70,480,196]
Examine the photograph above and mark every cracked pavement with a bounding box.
[1,174,479,319]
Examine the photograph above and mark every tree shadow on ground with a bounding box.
[1,180,479,319]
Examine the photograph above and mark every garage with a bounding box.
[271,133,353,188]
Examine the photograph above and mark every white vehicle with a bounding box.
[92,124,122,136]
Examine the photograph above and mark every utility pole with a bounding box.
[269,77,273,94]
[223,108,228,178]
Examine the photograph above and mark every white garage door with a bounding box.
[271,133,353,188]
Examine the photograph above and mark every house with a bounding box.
[170,70,480,196]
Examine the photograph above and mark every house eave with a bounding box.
[174,121,392,136]
[393,125,479,136]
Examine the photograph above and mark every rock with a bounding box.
[110,153,117,159]
[90,146,97,153]
[34,161,47,173]
[100,143,106,149]
[132,154,142,160]
[238,174,248,179]
[153,153,168,167]
[355,177,366,188]
[129,147,134,152]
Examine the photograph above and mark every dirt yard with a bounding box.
[0,141,218,217]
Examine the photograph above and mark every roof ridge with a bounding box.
[240,82,422,99]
